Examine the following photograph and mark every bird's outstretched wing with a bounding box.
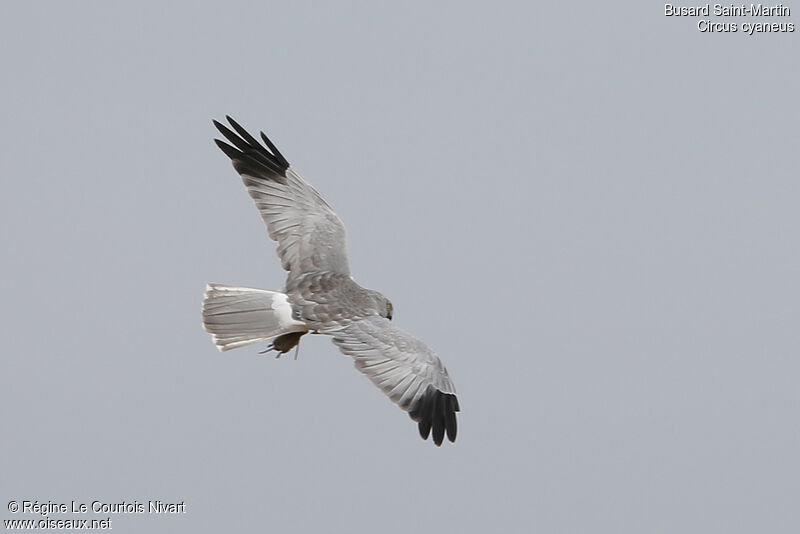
[213,116,350,282]
[324,316,460,446]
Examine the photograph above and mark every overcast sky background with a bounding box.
[2,2,798,532]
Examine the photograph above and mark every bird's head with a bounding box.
[369,290,393,321]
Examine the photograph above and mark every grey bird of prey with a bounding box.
[202,117,459,445]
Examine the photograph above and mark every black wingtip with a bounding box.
[212,116,290,178]
[418,418,432,440]
[409,387,459,446]
[214,138,240,160]
[445,395,458,443]
[260,130,290,168]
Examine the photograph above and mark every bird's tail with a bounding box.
[202,284,308,351]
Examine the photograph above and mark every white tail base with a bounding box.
[202,284,308,351]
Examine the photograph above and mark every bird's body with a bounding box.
[202,117,459,445]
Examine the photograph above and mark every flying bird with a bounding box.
[202,117,459,445]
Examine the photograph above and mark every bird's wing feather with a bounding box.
[323,316,459,445]
[213,116,350,282]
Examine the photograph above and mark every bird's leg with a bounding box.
[259,343,282,359]
[293,342,301,360]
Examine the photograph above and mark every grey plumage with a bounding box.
[214,119,350,282]
[203,116,459,445]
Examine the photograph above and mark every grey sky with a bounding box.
[2,1,798,532]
